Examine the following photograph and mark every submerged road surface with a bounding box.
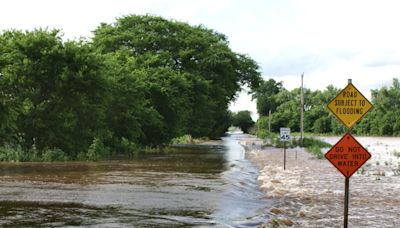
[0,133,270,227]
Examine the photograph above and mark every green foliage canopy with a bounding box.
[253,79,282,116]
[231,111,254,133]
[354,78,400,136]
[92,15,261,139]
[0,29,108,156]
[0,15,262,160]
[255,78,400,136]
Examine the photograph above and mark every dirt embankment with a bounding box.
[243,137,400,228]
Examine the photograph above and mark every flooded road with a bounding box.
[0,134,270,227]
[248,136,400,227]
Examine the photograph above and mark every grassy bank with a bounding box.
[0,145,70,162]
[0,134,213,162]
[170,134,210,145]
[256,132,331,159]
[0,137,130,162]
[302,137,331,159]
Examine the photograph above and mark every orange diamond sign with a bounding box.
[327,83,373,128]
[325,132,371,178]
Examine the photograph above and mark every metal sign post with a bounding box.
[344,177,349,228]
[280,128,290,170]
[283,141,286,170]
[325,132,371,227]
[326,79,373,228]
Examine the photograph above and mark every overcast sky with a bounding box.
[2,0,400,119]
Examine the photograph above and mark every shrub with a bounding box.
[271,136,331,159]
[307,145,324,159]
[42,148,69,161]
[86,137,110,161]
[120,137,139,154]
[170,135,193,144]
[302,137,331,148]
[0,145,25,162]
[303,137,331,159]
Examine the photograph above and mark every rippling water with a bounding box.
[0,134,270,227]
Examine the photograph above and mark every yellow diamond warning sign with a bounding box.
[327,83,373,128]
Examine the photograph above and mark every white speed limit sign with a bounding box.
[280,128,291,141]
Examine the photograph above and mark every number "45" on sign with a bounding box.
[280,128,291,141]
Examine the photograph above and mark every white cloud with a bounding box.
[229,90,258,120]
[2,0,400,120]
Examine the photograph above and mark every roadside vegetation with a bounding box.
[302,137,331,159]
[230,111,254,134]
[253,78,400,136]
[169,135,210,145]
[254,132,331,159]
[0,15,261,161]
[2,15,399,162]
[235,77,400,159]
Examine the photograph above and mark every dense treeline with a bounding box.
[254,78,400,136]
[230,110,254,133]
[0,15,261,161]
[355,78,400,135]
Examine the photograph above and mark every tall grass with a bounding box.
[270,136,331,159]
[0,145,70,162]
[302,137,331,159]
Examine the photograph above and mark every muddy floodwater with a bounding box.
[247,136,400,227]
[0,134,270,227]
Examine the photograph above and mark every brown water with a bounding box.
[249,136,400,227]
[0,134,270,227]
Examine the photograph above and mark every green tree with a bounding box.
[232,111,254,133]
[0,29,109,156]
[355,78,400,136]
[270,88,300,132]
[92,15,261,139]
[254,81,342,134]
[0,15,263,160]
[253,79,283,116]
[304,86,341,134]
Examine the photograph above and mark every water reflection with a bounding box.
[0,134,270,227]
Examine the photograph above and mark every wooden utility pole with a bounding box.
[268,109,271,134]
[300,73,304,146]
